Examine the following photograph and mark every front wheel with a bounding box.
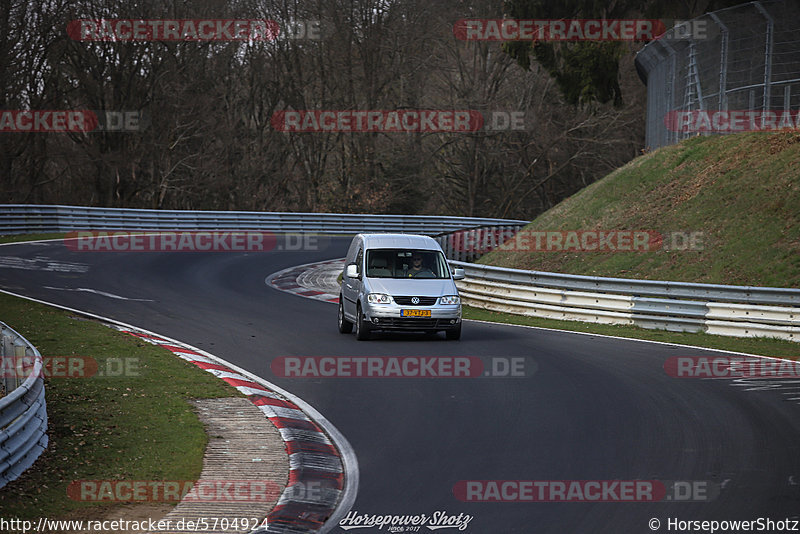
[446,323,462,340]
[338,298,352,333]
[355,303,371,340]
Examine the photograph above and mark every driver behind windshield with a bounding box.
[408,252,434,278]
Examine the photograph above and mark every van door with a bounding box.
[342,243,363,320]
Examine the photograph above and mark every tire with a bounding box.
[446,323,461,340]
[338,298,353,334]
[355,303,371,340]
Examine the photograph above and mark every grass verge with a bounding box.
[463,305,799,360]
[480,131,800,287]
[0,233,66,245]
[0,291,241,520]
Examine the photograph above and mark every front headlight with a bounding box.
[367,293,393,304]
[440,295,460,305]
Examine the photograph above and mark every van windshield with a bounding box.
[366,249,451,279]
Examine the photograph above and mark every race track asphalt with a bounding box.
[1,236,798,533]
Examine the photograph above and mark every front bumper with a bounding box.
[362,303,461,331]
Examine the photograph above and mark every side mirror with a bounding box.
[452,268,465,280]
[346,264,359,279]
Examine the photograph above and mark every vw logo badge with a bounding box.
[411,296,420,304]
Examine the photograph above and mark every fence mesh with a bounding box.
[635,0,800,149]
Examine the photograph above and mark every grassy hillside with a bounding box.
[481,131,800,288]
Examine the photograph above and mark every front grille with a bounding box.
[377,318,448,329]
[392,296,438,306]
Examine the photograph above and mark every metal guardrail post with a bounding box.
[1,336,10,397]
[754,2,774,115]
[709,13,729,112]
[784,85,791,113]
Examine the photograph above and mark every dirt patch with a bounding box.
[768,131,800,154]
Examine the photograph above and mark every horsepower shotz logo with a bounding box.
[339,510,473,531]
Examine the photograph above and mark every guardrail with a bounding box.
[450,261,800,342]
[434,225,524,262]
[0,205,528,235]
[4,204,798,342]
[0,321,48,489]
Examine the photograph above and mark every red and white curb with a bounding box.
[113,325,347,533]
[0,287,358,534]
[267,259,344,304]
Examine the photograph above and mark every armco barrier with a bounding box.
[4,204,798,341]
[0,204,528,235]
[434,225,524,262]
[0,321,48,489]
[450,261,800,342]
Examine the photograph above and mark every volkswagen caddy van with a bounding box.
[338,233,465,340]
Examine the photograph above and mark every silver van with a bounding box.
[338,233,465,340]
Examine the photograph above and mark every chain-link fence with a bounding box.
[635,0,800,149]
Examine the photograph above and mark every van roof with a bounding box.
[358,233,441,250]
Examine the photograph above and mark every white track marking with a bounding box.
[43,286,153,302]
[0,255,89,273]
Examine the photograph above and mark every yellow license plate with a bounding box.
[401,309,431,317]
